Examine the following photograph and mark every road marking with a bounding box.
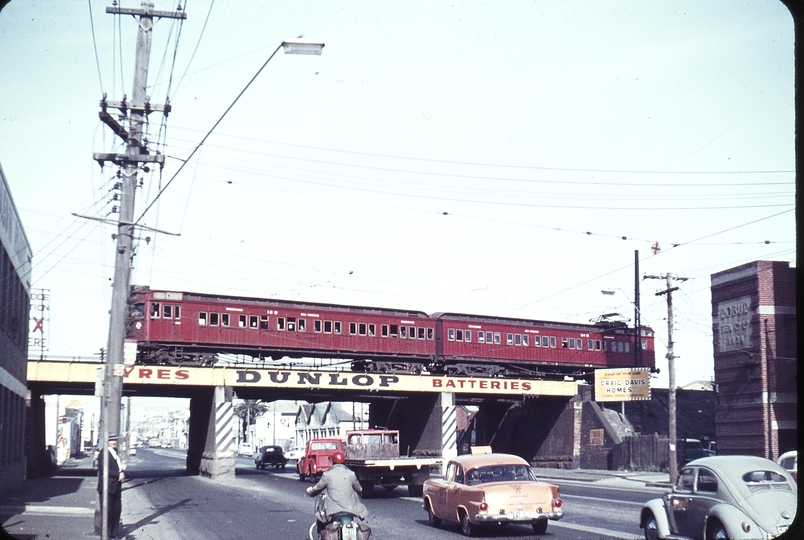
[550,519,641,540]
[0,505,94,516]
[561,493,645,506]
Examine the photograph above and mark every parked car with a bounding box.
[238,442,253,457]
[129,447,137,456]
[679,438,716,464]
[640,455,797,540]
[777,450,797,482]
[254,445,288,470]
[423,448,563,536]
[284,447,304,461]
[297,438,344,480]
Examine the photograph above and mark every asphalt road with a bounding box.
[1,448,666,540]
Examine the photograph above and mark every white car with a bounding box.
[284,447,304,461]
[238,443,254,457]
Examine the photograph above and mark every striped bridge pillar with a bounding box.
[199,386,236,477]
[441,392,457,473]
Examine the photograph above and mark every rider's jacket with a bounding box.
[307,464,369,522]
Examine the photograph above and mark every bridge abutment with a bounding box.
[189,386,236,477]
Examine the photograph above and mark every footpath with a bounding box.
[0,456,671,540]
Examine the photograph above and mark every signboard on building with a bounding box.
[716,295,753,352]
[29,288,50,355]
[594,367,651,402]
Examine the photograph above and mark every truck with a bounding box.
[344,429,441,498]
[297,429,442,498]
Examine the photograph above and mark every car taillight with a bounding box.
[742,522,751,533]
[554,498,563,508]
[478,502,488,512]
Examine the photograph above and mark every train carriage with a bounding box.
[129,286,436,368]
[434,312,655,378]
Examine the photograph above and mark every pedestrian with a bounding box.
[97,434,125,539]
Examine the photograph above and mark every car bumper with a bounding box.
[474,509,563,524]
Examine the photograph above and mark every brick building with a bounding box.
[710,260,797,459]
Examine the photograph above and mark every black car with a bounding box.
[255,445,288,470]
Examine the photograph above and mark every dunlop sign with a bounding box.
[28,362,578,397]
[594,367,651,402]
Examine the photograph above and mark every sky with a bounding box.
[0,0,796,390]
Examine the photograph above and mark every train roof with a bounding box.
[131,286,431,318]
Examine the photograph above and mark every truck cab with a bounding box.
[297,438,344,480]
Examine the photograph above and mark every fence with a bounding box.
[614,433,670,471]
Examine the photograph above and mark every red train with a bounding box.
[128,286,655,379]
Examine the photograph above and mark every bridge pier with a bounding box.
[188,386,236,477]
[441,392,457,471]
[367,394,441,457]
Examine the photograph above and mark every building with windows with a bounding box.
[295,401,368,446]
[711,260,797,459]
[0,163,32,495]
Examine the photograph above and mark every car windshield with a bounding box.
[466,465,535,485]
[311,441,340,450]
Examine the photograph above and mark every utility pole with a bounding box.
[93,3,186,539]
[645,273,687,486]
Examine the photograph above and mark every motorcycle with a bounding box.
[308,494,369,540]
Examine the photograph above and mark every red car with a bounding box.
[297,438,344,480]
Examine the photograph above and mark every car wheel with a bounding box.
[299,471,307,481]
[532,518,548,535]
[643,511,659,540]
[707,520,729,540]
[425,500,441,528]
[460,510,476,537]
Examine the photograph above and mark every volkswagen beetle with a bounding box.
[423,448,563,536]
[640,455,797,540]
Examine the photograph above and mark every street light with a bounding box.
[282,38,325,55]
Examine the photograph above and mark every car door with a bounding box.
[446,464,467,520]
[686,467,720,538]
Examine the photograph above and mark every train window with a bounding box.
[624,342,630,353]
[369,324,376,337]
[588,339,593,350]
[389,324,398,337]
[642,339,648,350]
[260,315,268,329]
[507,333,513,345]
[249,315,258,328]
[199,312,207,326]
[427,328,434,340]
[542,336,549,347]
[456,329,463,341]
[163,305,172,318]
[358,323,367,335]
[221,313,230,327]
[478,332,485,343]
[277,317,285,330]
[334,321,342,334]
[324,321,333,333]
[576,339,582,350]
[534,336,540,347]
[550,336,556,348]
[486,331,492,343]
[494,332,501,344]
[417,327,424,339]
[401,326,407,338]
[515,334,521,346]
[151,302,160,318]
[240,315,247,328]
[602,341,607,351]
[465,330,471,342]
[315,320,322,332]
[561,337,568,348]
[570,338,576,349]
[350,322,357,335]
[617,341,624,353]
[448,328,455,341]
[210,313,219,326]
[409,326,415,338]
[381,324,388,337]
[298,319,306,332]
[523,335,529,346]
[174,306,181,319]
[596,340,602,350]
[288,318,296,331]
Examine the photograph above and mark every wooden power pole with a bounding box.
[93,3,186,539]
[645,273,687,487]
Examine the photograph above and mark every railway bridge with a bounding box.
[26,360,581,478]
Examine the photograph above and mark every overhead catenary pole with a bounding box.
[645,273,687,487]
[94,3,186,539]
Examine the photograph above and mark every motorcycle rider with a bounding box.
[305,451,368,535]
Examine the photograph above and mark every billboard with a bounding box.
[594,367,651,402]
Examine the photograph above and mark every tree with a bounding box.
[233,400,269,443]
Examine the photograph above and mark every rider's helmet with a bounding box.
[332,451,345,464]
